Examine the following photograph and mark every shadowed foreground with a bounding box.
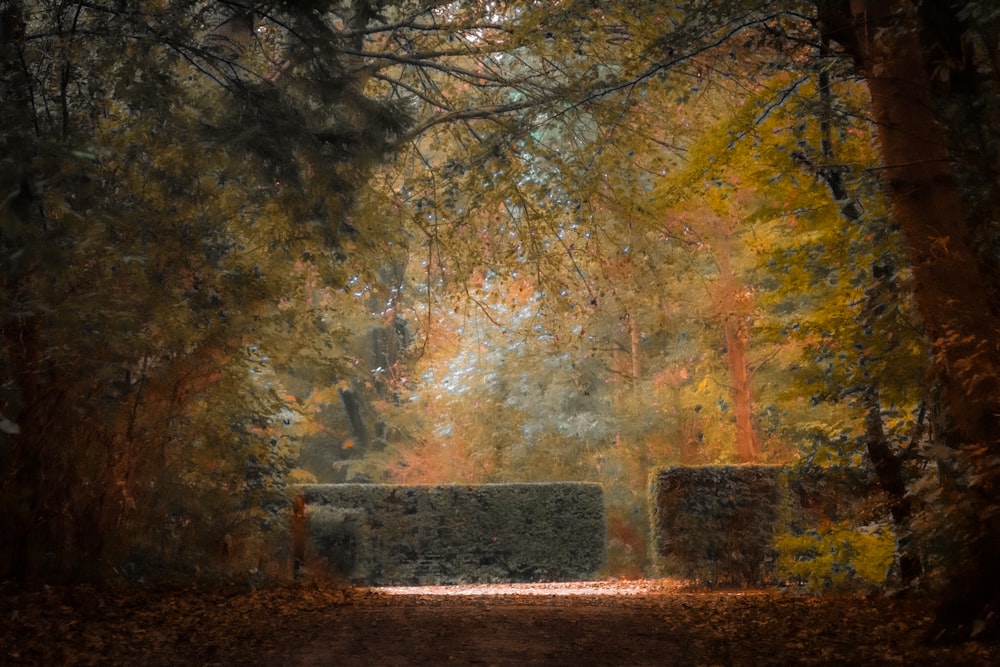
[3,581,998,666]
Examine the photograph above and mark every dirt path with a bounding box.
[3,581,998,665]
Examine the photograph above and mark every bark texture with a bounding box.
[818,0,1000,446]
[817,0,1000,641]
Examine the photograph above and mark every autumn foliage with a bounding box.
[2,0,1000,643]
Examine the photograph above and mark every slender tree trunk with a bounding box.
[713,223,757,463]
[629,311,641,382]
[1,0,42,582]
[339,387,370,453]
[724,317,757,463]
[292,492,307,579]
[862,386,921,584]
[813,46,919,583]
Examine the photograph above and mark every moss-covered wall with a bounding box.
[649,465,890,587]
[300,483,607,585]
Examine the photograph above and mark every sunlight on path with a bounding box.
[375,579,688,596]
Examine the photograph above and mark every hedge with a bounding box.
[649,465,889,587]
[299,482,606,585]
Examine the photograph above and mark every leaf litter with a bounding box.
[2,579,997,665]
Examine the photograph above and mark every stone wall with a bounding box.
[300,483,607,585]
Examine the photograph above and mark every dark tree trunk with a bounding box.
[862,386,921,584]
[292,492,307,579]
[915,1,1000,299]
[817,0,1000,641]
[811,52,921,584]
[339,387,370,453]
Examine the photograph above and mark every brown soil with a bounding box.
[2,580,997,666]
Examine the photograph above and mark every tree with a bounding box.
[815,0,1000,640]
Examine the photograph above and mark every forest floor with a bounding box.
[2,579,998,666]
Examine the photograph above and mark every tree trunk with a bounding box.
[292,492,307,579]
[862,386,921,584]
[818,0,1000,447]
[629,311,641,382]
[713,221,757,463]
[813,48,919,584]
[818,0,1000,641]
[724,317,757,463]
[339,387,370,453]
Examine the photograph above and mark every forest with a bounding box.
[2,0,1000,650]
